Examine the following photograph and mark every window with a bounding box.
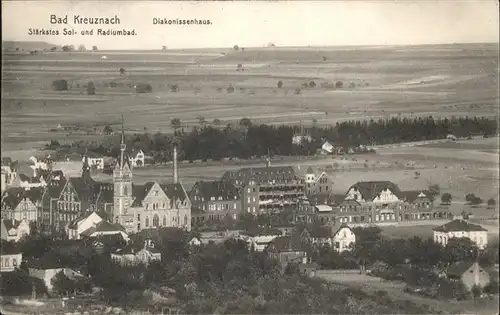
[163,216,167,226]
[247,188,251,193]
[145,216,149,227]
[234,203,237,210]
[184,215,188,226]
[13,258,17,266]
[137,214,141,221]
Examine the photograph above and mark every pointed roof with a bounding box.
[349,181,401,201]
[268,234,305,252]
[332,224,355,238]
[446,261,477,277]
[190,180,238,201]
[306,166,314,174]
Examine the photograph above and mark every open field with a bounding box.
[316,272,500,315]
[2,43,498,154]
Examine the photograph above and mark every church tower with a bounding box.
[113,116,133,225]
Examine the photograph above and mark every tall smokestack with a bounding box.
[173,143,178,184]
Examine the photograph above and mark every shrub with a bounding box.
[87,81,96,95]
[335,81,343,88]
[227,85,235,93]
[136,83,152,93]
[52,79,68,91]
[483,280,499,294]
[441,193,452,205]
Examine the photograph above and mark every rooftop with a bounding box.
[433,219,488,232]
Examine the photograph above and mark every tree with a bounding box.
[52,79,68,91]
[92,45,98,51]
[51,271,77,296]
[470,196,483,207]
[465,193,476,204]
[239,118,252,128]
[294,88,302,95]
[349,82,356,89]
[136,83,152,93]
[309,81,316,88]
[62,45,75,52]
[170,84,179,92]
[487,198,496,208]
[428,184,440,195]
[227,85,235,93]
[237,64,243,71]
[441,193,452,205]
[335,81,343,89]
[444,237,479,264]
[78,44,86,52]
[119,68,126,75]
[322,56,327,61]
[161,45,167,52]
[213,119,221,126]
[233,45,239,51]
[87,81,96,95]
[171,118,182,130]
[277,81,283,88]
[103,125,113,135]
[50,46,57,52]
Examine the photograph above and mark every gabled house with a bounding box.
[446,261,490,290]
[80,220,128,241]
[1,157,18,191]
[111,239,161,266]
[89,233,127,255]
[28,255,85,291]
[129,149,146,168]
[0,242,23,272]
[299,226,333,247]
[40,176,66,231]
[81,153,105,170]
[303,166,332,196]
[266,234,308,270]
[239,227,282,252]
[433,219,488,249]
[129,181,191,233]
[0,219,30,242]
[321,141,334,154]
[65,211,104,239]
[1,187,43,223]
[189,180,241,224]
[332,224,356,253]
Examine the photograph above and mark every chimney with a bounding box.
[173,143,178,184]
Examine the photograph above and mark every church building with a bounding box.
[112,120,191,234]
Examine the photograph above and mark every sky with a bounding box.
[2,0,499,50]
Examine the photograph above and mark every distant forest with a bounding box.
[53,116,498,163]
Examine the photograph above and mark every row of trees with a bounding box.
[441,192,496,208]
[67,116,498,164]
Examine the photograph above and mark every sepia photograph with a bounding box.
[1,0,499,314]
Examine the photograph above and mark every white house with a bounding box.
[28,156,50,177]
[0,249,22,272]
[332,224,356,253]
[292,134,312,145]
[129,149,146,168]
[66,211,103,239]
[239,230,281,252]
[29,265,85,291]
[0,219,30,242]
[188,236,202,247]
[111,239,161,265]
[81,156,105,170]
[321,141,334,154]
[18,174,47,189]
[433,219,488,250]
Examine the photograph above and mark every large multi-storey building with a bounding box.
[336,181,448,224]
[222,165,305,214]
[189,180,241,224]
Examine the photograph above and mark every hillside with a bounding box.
[2,41,60,51]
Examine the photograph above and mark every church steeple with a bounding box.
[120,115,126,169]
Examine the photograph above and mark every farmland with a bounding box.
[2,42,499,219]
[1,43,498,154]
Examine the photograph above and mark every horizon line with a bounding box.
[2,40,499,51]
